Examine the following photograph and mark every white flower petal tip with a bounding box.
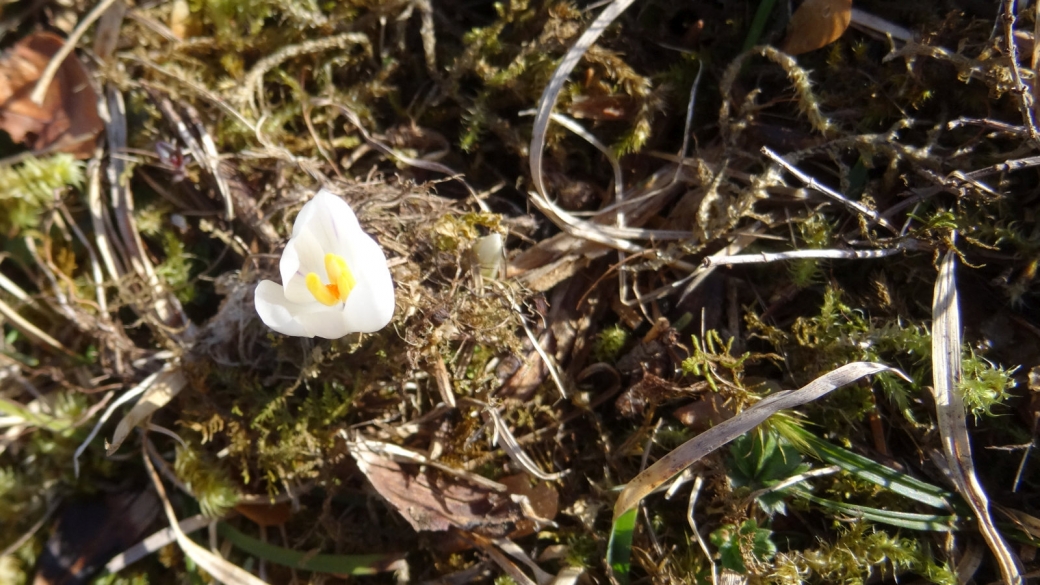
[254,188,395,339]
[473,233,503,279]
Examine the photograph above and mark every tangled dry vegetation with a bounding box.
[3,0,1040,583]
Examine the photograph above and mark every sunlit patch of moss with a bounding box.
[785,213,833,287]
[93,572,151,585]
[155,231,197,304]
[960,352,1015,420]
[459,99,490,153]
[0,154,84,232]
[0,538,37,585]
[682,330,773,399]
[432,213,503,253]
[770,523,956,585]
[592,324,630,363]
[174,445,240,517]
[655,423,693,450]
[193,0,276,38]
[825,43,845,70]
[791,287,866,361]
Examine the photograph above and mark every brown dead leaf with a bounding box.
[352,445,521,535]
[234,502,292,527]
[0,32,102,158]
[780,0,853,56]
[498,474,559,538]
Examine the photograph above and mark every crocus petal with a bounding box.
[254,280,312,337]
[255,187,396,339]
[280,229,328,304]
[339,234,395,332]
[290,189,362,255]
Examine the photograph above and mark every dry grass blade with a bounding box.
[761,146,895,232]
[0,296,73,357]
[931,247,1023,584]
[102,86,190,335]
[74,368,163,477]
[312,99,487,211]
[464,532,538,585]
[849,8,914,43]
[702,247,901,267]
[29,0,119,105]
[480,403,568,482]
[613,361,900,521]
[529,0,638,200]
[105,513,212,573]
[143,448,269,585]
[107,368,187,455]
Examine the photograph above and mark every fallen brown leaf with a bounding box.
[0,32,102,158]
[352,444,520,535]
[780,0,853,56]
[235,502,293,528]
[498,473,559,538]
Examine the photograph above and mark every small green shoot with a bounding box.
[727,429,808,516]
[709,519,777,574]
[606,507,637,584]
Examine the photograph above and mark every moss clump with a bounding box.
[591,324,630,363]
[174,445,240,517]
[769,523,956,585]
[0,154,83,232]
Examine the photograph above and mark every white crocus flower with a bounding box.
[254,189,394,339]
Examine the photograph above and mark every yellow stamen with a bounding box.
[305,253,356,306]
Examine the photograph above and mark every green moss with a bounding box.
[681,330,752,393]
[155,231,197,304]
[770,523,955,585]
[960,352,1015,420]
[0,155,84,232]
[592,324,630,363]
[174,445,240,517]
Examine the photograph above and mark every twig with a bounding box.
[414,0,437,76]
[702,247,902,267]
[687,477,718,585]
[475,400,568,481]
[182,102,234,220]
[947,116,1028,136]
[761,146,897,232]
[85,159,125,280]
[30,0,120,105]
[499,282,568,400]
[1000,0,1040,145]
[0,296,74,356]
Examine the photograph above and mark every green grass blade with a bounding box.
[743,0,778,52]
[607,507,637,584]
[0,395,66,432]
[791,489,964,532]
[217,522,404,576]
[791,427,956,510]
